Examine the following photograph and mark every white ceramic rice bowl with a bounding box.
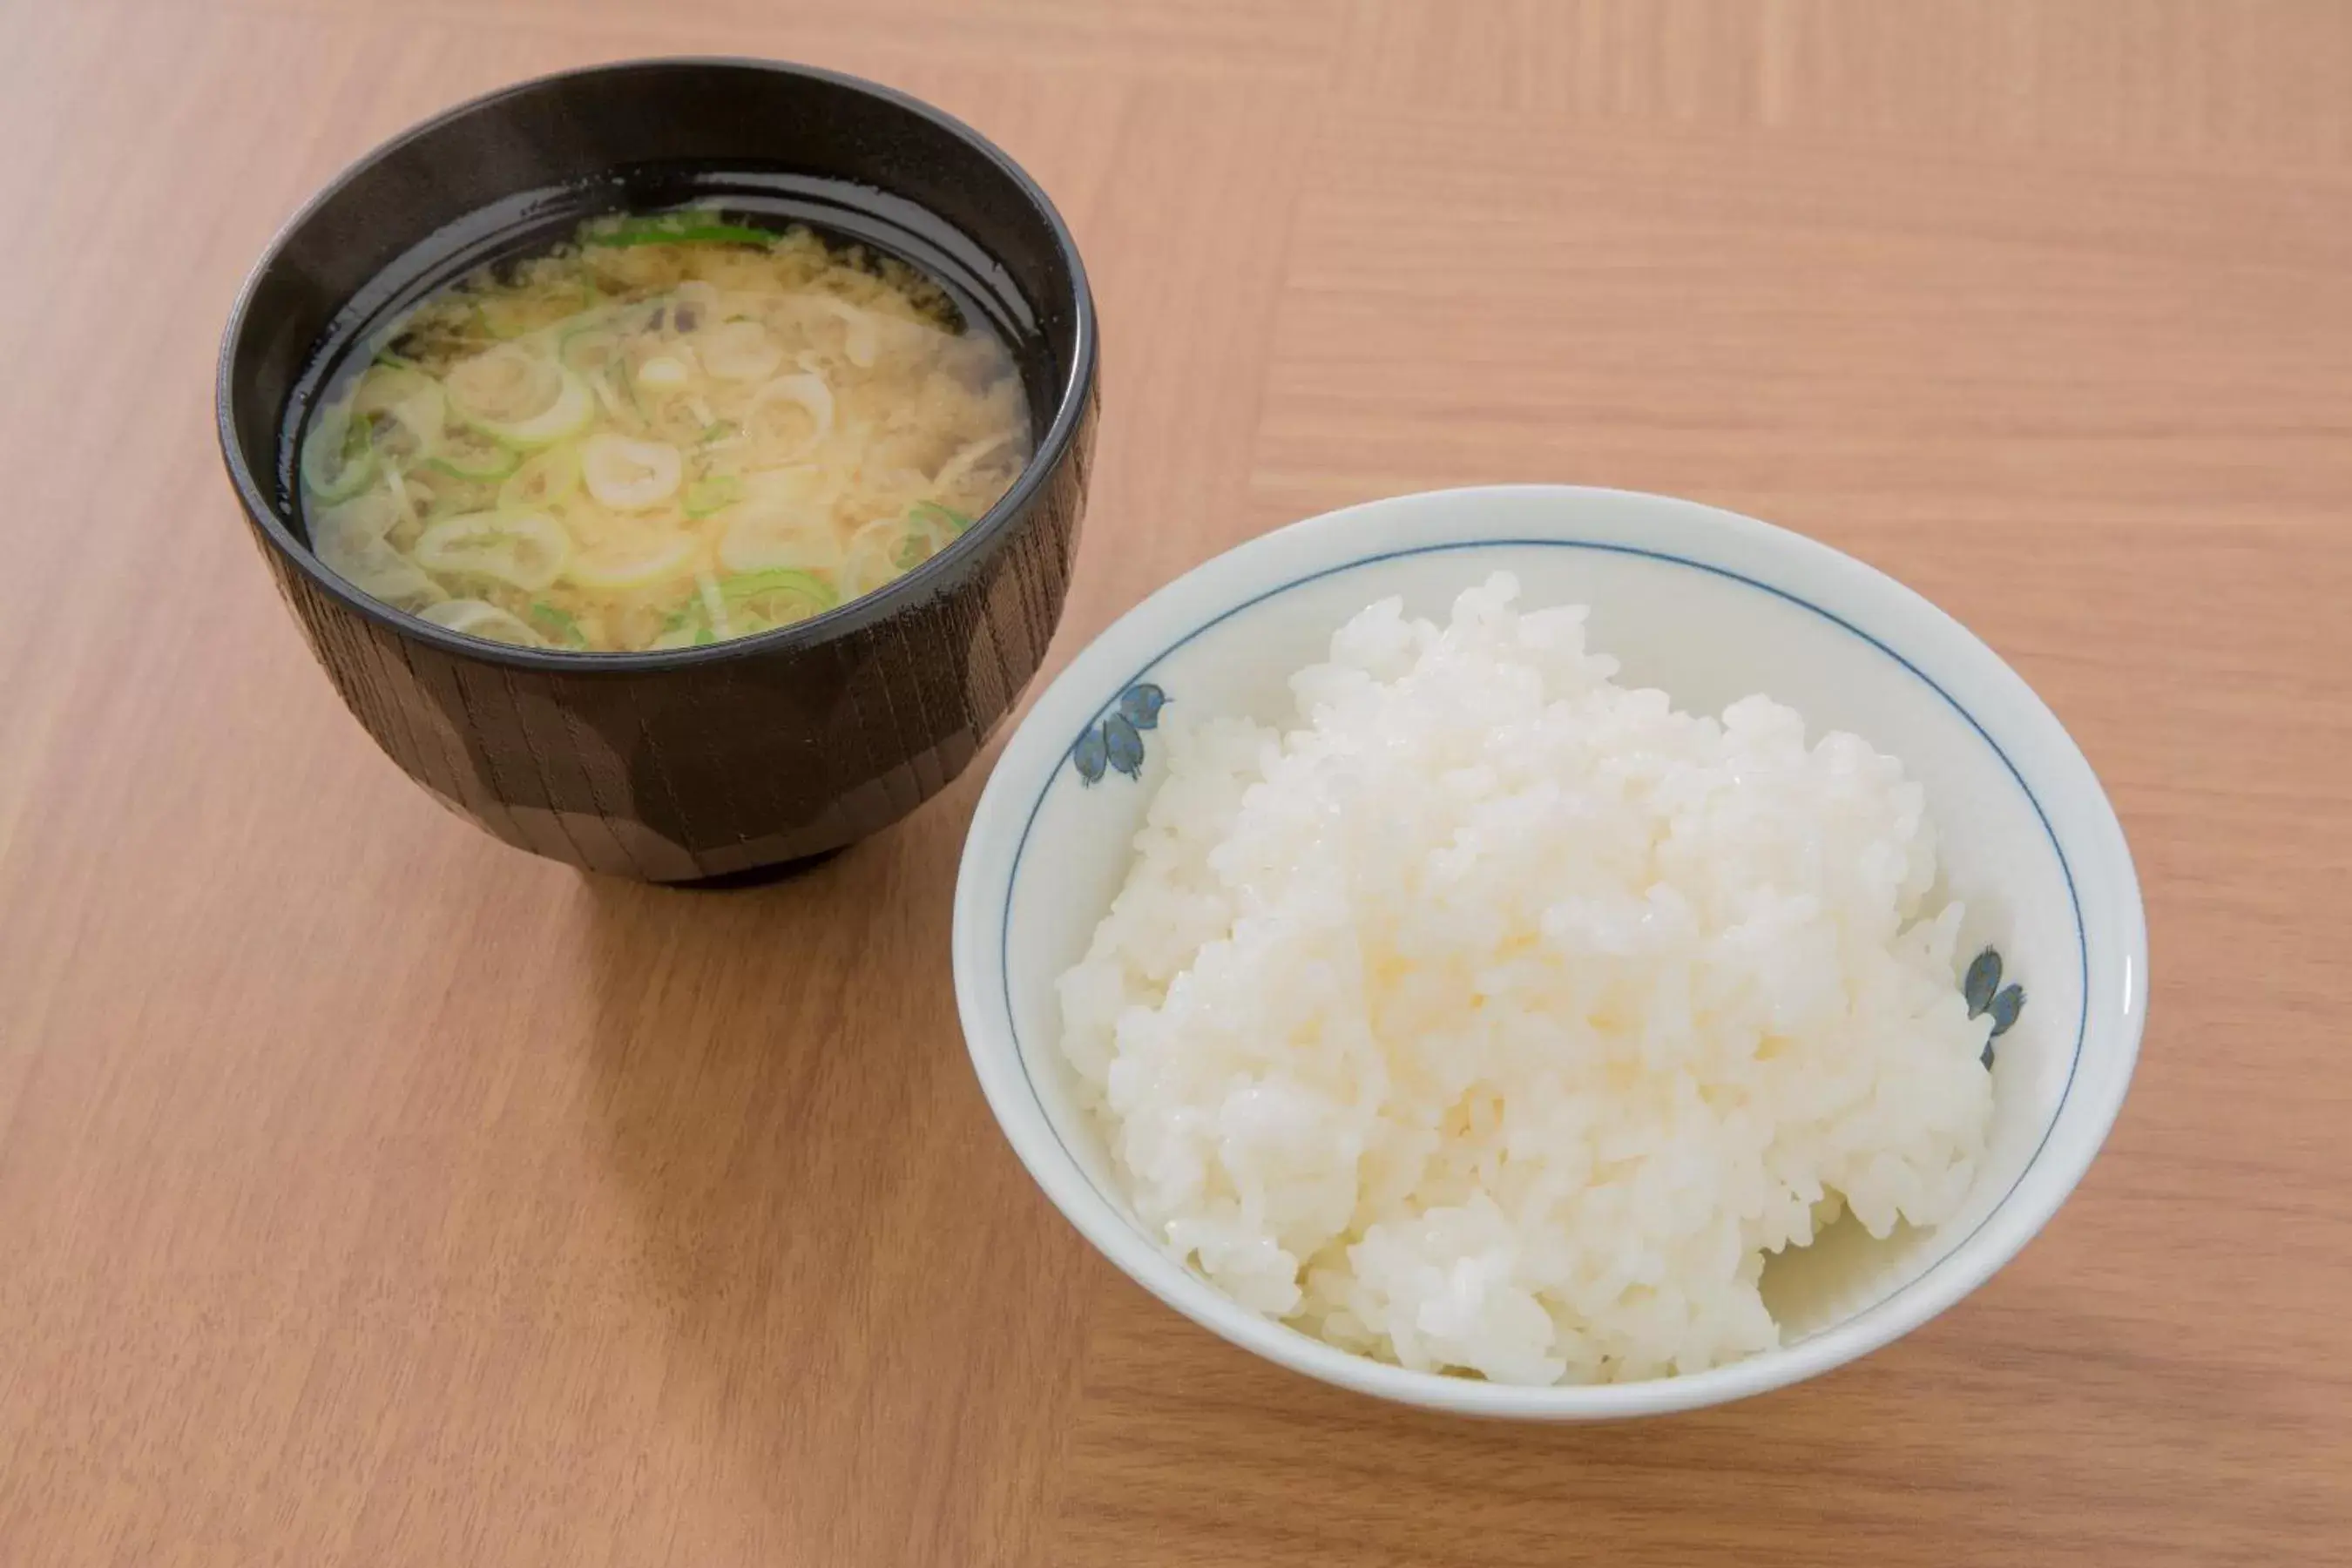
[951,485,2146,1419]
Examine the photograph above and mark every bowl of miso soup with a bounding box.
[218,58,1098,882]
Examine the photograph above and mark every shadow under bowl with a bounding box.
[217,57,1098,882]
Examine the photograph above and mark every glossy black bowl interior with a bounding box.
[219,58,1097,882]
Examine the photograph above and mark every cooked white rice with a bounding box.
[1056,573,1994,1385]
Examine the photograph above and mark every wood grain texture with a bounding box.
[2,2,2347,1564]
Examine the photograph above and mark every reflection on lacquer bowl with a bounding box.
[953,485,2146,1419]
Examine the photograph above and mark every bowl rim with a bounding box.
[214,54,1097,675]
[952,483,2149,1419]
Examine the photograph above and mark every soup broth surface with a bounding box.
[296,208,1032,652]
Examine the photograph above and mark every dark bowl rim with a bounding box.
[215,54,1097,676]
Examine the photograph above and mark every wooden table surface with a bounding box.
[6,2,2349,1563]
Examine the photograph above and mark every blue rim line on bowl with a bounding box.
[979,510,2112,1413]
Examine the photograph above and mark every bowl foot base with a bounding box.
[666,847,846,890]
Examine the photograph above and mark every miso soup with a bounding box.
[295,209,1033,652]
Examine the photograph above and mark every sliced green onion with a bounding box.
[500,444,583,510]
[466,366,594,448]
[888,501,966,573]
[720,567,836,606]
[838,517,904,599]
[743,372,834,461]
[528,600,588,647]
[695,569,733,643]
[909,499,974,533]
[558,324,620,375]
[404,462,492,517]
[425,426,522,481]
[414,509,572,591]
[581,434,682,510]
[718,568,838,632]
[421,598,544,646]
[684,475,742,518]
[300,407,377,501]
[583,213,777,250]
[352,366,448,462]
[443,344,595,448]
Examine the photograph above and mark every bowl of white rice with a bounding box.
[952,485,2146,1418]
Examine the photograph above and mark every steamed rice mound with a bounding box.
[1056,574,1995,1385]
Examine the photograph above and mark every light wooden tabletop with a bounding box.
[6,2,2349,1563]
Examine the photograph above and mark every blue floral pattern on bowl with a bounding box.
[1072,683,1168,785]
[1964,946,2025,1066]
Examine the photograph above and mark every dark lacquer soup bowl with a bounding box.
[218,58,1097,883]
